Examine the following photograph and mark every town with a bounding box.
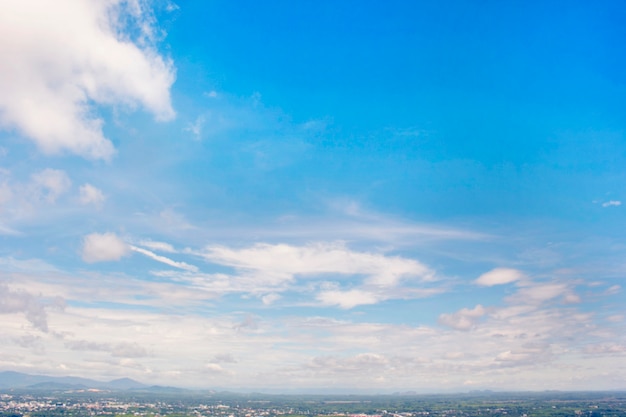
[0,389,625,417]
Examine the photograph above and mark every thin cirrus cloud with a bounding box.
[0,0,175,160]
[137,240,177,253]
[130,245,198,272]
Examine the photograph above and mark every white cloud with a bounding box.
[30,169,71,203]
[308,353,389,373]
[0,179,13,206]
[438,305,486,331]
[495,350,531,362]
[475,268,524,286]
[138,240,176,253]
[158,208,195,231]
[0,284,51,332]
[201,242,433,287]
[130,245,198,272]
[0,223,21,236]
[64,339,148,358]
[0,0,175,160]
[444,351,465,359]
[261,293,281,305]
[184,115,205,140]
[562,292,581,304]
[317,289,380,309]
[210,353,237,364]
[79,183,105,206]
[1,266,623,391]
[204,363,227,373]
[602,200,621,207]
[82,232,129,263]
[510,283,568,304]
[584,343,626,355]
[189,242,439,308]
[165,2,180,13]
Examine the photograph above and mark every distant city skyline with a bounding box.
[0,0,624,392]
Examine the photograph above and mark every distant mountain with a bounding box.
[107,377,148,390]
[26,382,89,390]
[0,371,148,391]
[144,385,189,394]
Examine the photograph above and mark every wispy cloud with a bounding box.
[200,241,433,286]
[30,169,71,203]
[79,184,105,207]
[184,115,205,140]
[130,245,198,272]
[138,240,177,253]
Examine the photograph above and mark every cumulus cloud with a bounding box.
[438,304,486,331]
[602,200,621,207]
[0,0,175,160]
[82,232,130,263]
[30,169,71,203]
[0,284,49,331]
[475,268,524,286]
[79,184,105,206]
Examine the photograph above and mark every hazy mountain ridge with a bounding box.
[0,371,153,391]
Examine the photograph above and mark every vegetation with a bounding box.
[0,390,624,417]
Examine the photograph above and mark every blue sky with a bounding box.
[0,0,625,392]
